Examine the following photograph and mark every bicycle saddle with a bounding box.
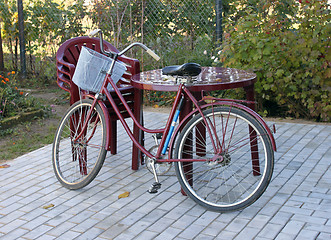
[162,63,202,76]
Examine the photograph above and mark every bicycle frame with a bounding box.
[77,72,277,165]
[72,36,276,166]
[80,73,218,163]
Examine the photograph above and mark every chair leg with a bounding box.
[132,89,143,170]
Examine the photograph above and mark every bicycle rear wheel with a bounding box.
[174,106,274,212]
[52,99,107,189]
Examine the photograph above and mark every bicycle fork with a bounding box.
[147,96,185,194]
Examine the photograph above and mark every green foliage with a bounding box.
[1,0,86,83]
[144,90,175,107]
[144,34,215,70]
[218,0,330,121]
[0,70,44,121]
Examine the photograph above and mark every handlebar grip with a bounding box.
[88,29,101,38]
[146,49,160,61]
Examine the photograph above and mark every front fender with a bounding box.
[89,98,112,151]
[84,94,112,151]
[168,101,276,159]
[98,100,112,151]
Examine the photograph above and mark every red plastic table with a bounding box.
[131,67,258,170]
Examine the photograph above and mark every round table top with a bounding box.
[131,67,257,92]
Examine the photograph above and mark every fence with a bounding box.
[0,0,219,77]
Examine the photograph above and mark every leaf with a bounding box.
[263,47,273,55]
[0,164,10,168]
[118,192,130,199]
[276,69,285,78]
[42,204,55,209]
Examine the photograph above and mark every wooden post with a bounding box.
[215,0,223,46]
[17,0,26,78]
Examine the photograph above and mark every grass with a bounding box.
[0,120,58,161]
[0,85,68,162]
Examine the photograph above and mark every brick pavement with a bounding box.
[0,111,330,240]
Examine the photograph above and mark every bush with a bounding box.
[218,0,330,121]
[0,71,44,121]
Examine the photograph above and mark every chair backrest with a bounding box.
[56,36,140,104]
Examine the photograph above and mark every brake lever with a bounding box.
[87,29,114,57]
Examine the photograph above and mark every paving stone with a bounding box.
[74,227,105,240]
[153,227,182,240]
[99,223,130,239]
[52,230,81,240]
[171,214,198,230]
[146,217,175,233]
[275,232,296,240]
[257,223,284,239]
[0,227,30,239]
[22,224,53,239]
[280,220,305,236]
[295,229,320,240]
[194,234,216,240]
[0,218,27,234]
[46,221,77,237]
[316,232,331,240]
[134,230,159,240]
[0,118,330,240]
[216,230,238,239]
[177,224,205,239]
[223,218,250,233]
[21,215,52,231]
[234,226,260,240]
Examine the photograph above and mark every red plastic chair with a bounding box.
[56,36,143,170]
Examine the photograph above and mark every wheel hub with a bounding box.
[207,151,231,166]
[73,140,87,150]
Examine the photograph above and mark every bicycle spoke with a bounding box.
[174,106,273,212]
[52,100,107,189]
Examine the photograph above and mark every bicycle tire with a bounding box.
[174,106,274,212]
[52,99,107,189]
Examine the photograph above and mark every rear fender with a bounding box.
[168,101,276,159]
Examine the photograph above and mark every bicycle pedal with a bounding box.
[147,182,162,194]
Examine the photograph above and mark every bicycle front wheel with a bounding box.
[52,99,107,189]
[174,106,274,212]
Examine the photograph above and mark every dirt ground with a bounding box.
[0,87,69,163]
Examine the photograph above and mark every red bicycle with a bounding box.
[52,29,276,212]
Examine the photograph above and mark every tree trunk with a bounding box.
[0,24,4,71]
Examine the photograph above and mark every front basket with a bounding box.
[72,46,127,92]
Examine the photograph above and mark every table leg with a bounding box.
[244,84,261,176]
[180,96,193,195]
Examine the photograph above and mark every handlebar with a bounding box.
[88,29,160,61]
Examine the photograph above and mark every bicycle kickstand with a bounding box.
[147,158,162,194]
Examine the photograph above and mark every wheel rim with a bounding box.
[175,108,271,209]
